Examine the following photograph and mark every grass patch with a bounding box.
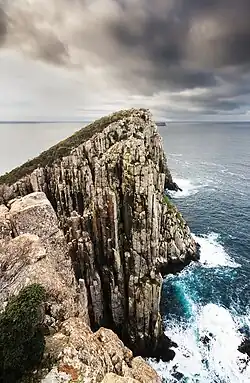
[176,211,183,221]
[0,108,146,186]
[0,284,46,382]
[163,194,174,207]
[163,195,186,227]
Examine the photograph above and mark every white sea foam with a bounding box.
[148,232,244,382]
[169,177,215,198]
[193,232,240,268]
[149,304,250,383]
[234,308,250,338]
[169,178,202,198]
[170,153,183,158]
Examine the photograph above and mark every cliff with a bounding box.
[0,191,159,382]
[0,108,199,374]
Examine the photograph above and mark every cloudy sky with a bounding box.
[1,0,250,121]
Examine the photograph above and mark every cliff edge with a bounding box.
[0,108,199,369]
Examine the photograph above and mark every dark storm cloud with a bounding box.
[111,0,250,80]
[34,37,68,65]
[0,3,7,45]
[186,0,250,68]
[3,0,69,65]
[150,67,216,91]
[1,0,250,116]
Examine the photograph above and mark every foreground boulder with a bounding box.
[0,108,198,362]
[43,318,161,382]
[0,192,88,328]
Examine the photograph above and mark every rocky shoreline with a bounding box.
[0,108,200,382]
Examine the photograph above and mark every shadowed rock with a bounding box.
[238,338,250,357]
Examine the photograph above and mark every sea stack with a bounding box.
[0,109,199,380]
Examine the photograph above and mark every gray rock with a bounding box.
[0,192,88,326]
[101,373,139,383]
[41,368,71,383]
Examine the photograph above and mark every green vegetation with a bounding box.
[176,211,183,221]
[163,194,185,224]
[0,284,46,383]
[0,109,143,186]
[163,194,173,207]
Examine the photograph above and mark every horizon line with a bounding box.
[0,119,249,124]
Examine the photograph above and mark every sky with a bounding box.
[0,0,250,121]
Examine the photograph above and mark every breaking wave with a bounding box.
[149,233,245,382]
[169,178,212,199]
[194,232,240,269]
[150,303,250,383]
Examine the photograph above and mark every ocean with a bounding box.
[0,123,81,175]
[1,121,249,382]
[151,122,250,382]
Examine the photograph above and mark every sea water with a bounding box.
[149,122,250,383]
[0,122,81,175]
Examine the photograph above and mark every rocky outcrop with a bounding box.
[238,338,250,357]
[0,108,199,359]
[0,192,88,328]
[0,192,159,382]
[101,374,139,383]
[43,318,161,383]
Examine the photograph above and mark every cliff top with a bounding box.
[0,108,148,186]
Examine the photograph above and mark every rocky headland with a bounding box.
[0,108,199,382]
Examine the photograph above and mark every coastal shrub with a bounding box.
[163,194,173,207]
[0,284,46,383]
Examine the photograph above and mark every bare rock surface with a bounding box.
[43,317,159,382]
[0,192,87,327]
[101,373,140,383]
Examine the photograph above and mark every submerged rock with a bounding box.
[238,338,250,357]
[0,108,199,376]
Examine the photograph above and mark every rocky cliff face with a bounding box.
[0,191,160,383]
[0,108,198,360]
